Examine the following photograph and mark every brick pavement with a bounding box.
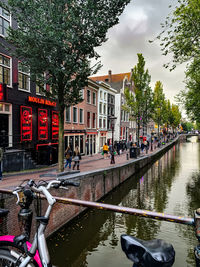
[0,145,159,191]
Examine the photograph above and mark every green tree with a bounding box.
[155,0,200,70]
[169,104,182,132]
[153,81,165,138]
[124,54,152,145]
[2,0,131,172]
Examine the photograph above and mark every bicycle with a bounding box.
[0,178,80,266]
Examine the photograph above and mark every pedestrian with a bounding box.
[64,146,72,169]
[116,142,120,155]
[0,147,3,180]
[103,143,109,159]
[73,146,81,170]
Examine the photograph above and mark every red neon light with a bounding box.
[36,142,58,150]
[28,96,56,107]
[38,109,48,140]
[20,106,32,141]
[52,111,59,139]
[0,83,6,102]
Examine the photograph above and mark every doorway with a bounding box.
[0,114,8,148]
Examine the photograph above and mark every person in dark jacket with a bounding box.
[65,146,72,169]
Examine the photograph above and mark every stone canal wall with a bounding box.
[0,138,179,238]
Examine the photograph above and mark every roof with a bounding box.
[90,72,131,83]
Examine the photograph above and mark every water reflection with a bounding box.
[48,138,200,266]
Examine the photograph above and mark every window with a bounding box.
[73,107,78,123]
[111,107,114,116]
[99,103,102,114]
[79,108,83,124]
[99,118,102,128]
[0,54,11,86]
[87,89,91,103]
[108,94,111,103]
[121,110,124,121]
[0,8,10,37]
[100,91,103,99]
[104,92,106,100]
[79,88,84,100]
[92,92,96,105]
[92,113,96,128]
[103,104,106,115]
[18,62,30,91]
[111,95,114,104]
[87,112,91,128]
[66,107,71,122]
[103,119,106,128]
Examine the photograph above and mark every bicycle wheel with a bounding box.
[0,247,38,267]
[0,248,17,266]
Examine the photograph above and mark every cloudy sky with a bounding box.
[92,0,186,104]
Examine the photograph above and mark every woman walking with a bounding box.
[65,146,72,169]
[73,146,81,170]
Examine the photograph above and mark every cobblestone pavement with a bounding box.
[0,145,159,191]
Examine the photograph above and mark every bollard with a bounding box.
[126,153,129,160]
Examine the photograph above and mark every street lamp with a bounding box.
[109,116,117,164]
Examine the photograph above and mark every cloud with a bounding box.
[92,0,185,104]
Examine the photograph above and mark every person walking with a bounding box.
[73,146,81,170]
[103,143,109,159]
[0,147,3,180]
[64,146,72,169]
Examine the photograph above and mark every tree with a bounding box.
[169,104,182,132]
[153,81,165,138]
[124,54,152,145]
[155,0,200,70]
[1,0,131,172]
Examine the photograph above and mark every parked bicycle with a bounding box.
[0,179,79,266]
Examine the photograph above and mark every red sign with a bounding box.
[28,96,56,107]
[20,106,32,141]
[38,109,48,140]
[0,84,6,102]
[52,111,59,139]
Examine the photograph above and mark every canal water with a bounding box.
[48,137,200,267]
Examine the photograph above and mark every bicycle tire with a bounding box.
[0,242,39,267]
[0,248,17,266]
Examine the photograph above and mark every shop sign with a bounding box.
[20,106,32,141]
[28,96,56,107]
[52,111,59,139]
[38,109,48,140]
[0,83,6,102]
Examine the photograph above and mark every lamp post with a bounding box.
[109,116,117,164]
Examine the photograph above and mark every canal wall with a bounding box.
[0,137,180,238]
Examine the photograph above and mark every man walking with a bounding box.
[0,147,3,180]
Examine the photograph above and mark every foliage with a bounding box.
[1,0,131,171]
[181,121,194,132]
[154,0,200,70]
[153,81,165,136]
[124,54,153,145]
[170,104,182,130]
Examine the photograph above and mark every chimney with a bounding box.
[108,70,112,83]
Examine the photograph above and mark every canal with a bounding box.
[48,137,200,267]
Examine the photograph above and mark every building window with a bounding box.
[111,95,114,104]
[0,8,10,37]
[92,113,96,128]
[108,94,111,103]
[65,107,71,122]
[99,118,102,128]
[99,103,102,114]
[87,89,91,103]
[111,107,114,116]
[103,119,106,128]
[73,107,78,123]
[104,92,106,100]
[103,104,106,115]
[87,112,91,128]
[79,88,84,100]
[100,91,103,100]
[79,108,83,124]
[0,54,11,86]
[93,92,96,105]
[18,62,30,91]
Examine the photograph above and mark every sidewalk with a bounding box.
[0,144,164,191]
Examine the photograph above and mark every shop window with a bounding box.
[87,89,91,104]
[0,54,11,86]
[73,107,77,123]
[92,113,96,128]
[0,7,10,37]
[79,108,84,124]
[65,107,71,122]
[87,112,91,128]
[5,104,9,112]
[18,62,30,92]
[92,92,96,105]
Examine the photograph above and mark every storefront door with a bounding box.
[0,114,8,148]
